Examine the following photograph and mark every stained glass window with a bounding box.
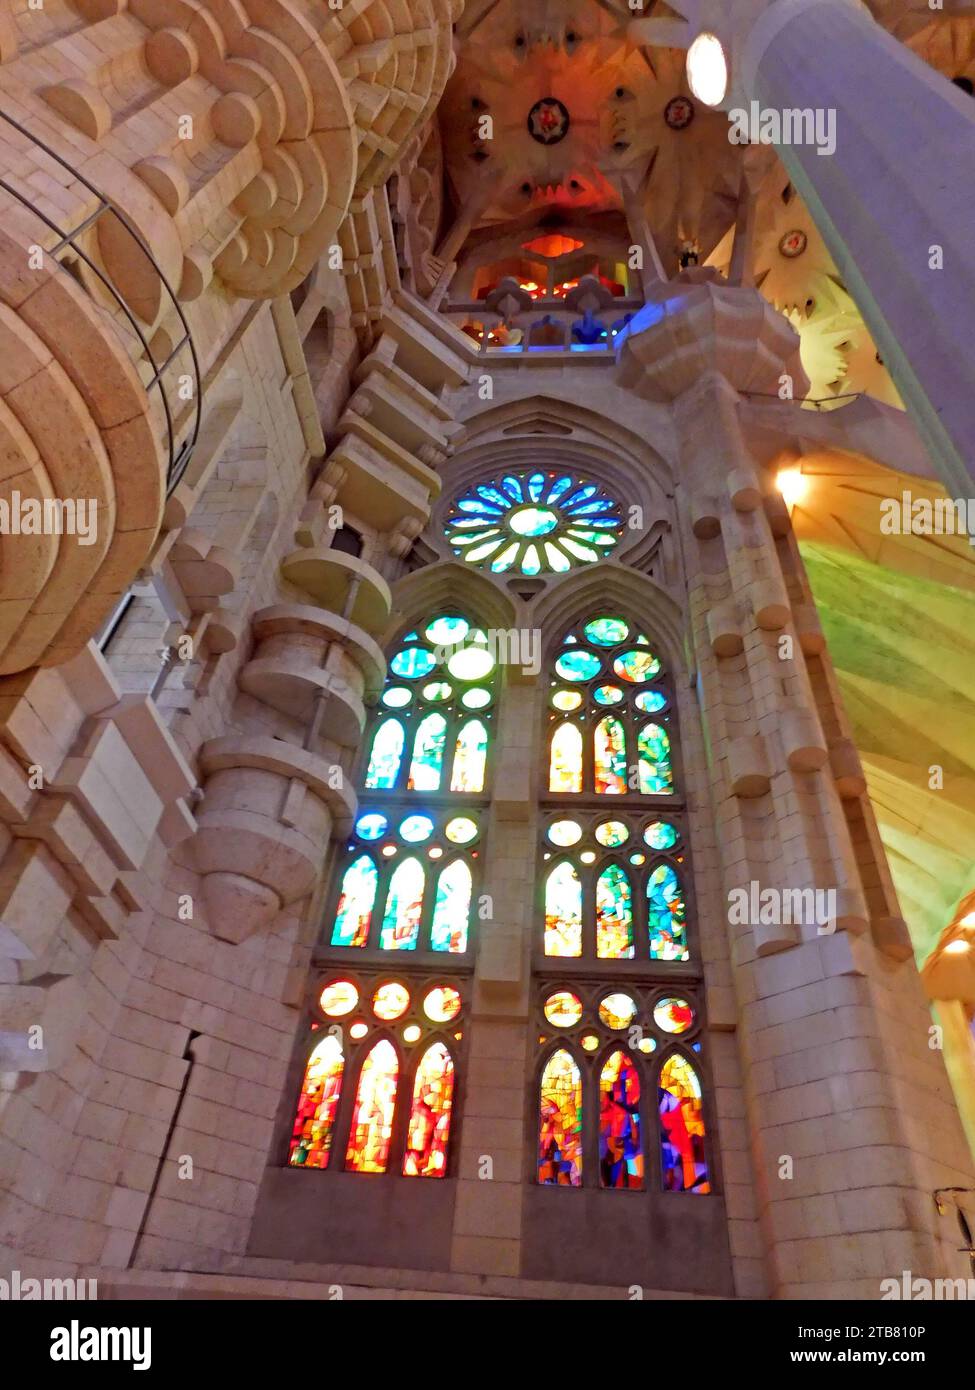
[599,1051,643,1188]
[289,975,464,1181]
[538,1049,583,1185]
[547,616,673,797]
[326,613,496,955]
[445,472,624,575]
[658,1053,710,1193]
[289,1035,344,1168]
[545,860,582,957]
[534,990,709,1193]
[404,1043,454,1177]
[346,1039,399,1173]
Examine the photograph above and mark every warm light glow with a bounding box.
[686,33,727,107]
[944,938,971,955]
[961,912,975,928]
[777,467,809,509]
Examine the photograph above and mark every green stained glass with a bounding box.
[594,715,627,795]
[595,820,628,847]
[430,858,472,953]
[638,723,674,794]
[390,648,436,679]
[425,616,468,645]
[490,542,520,572]
[635,690,667,713]
[647,863,688,961]
[544,860,582,956]
[593,684,623,705]
[548,818,583,847]
[461,687,491,710]
[549,722,583,792]
[408,713,447,791]
[613,649,661,683]
[331,855,378,947]
[450,719,488,793]
[555,649,600,681]
[552,689,583,711]
[380,856,424,950]
[521,544,542,575]
[382,687,412,708]
[584,617,630,646]
[448,646,495,681]
[596,863,634,959]
[365,718,405,789]
[510,506,558,536]
[644,820,678,850]
[422,681,452,701]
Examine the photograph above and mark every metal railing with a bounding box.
[444,295,644,356]
[0,107,201,493]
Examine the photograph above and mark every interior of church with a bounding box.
[0,0,974,1307]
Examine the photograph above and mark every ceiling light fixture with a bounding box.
[776,467,809,509]
[686,32,728,107]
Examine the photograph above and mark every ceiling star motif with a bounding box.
[528,96,571,144]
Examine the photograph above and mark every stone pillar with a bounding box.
[617,270,975,1296]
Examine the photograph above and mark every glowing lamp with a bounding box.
[686,33,728,108]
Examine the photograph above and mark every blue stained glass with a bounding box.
[555,649,601,681]
[527,472,546,501]
[402,632,418,642]
[399,814,435,843]
[458,497,502,515]
[365,719,404,789]
[571,500,617,515]
[449,515,493,529]
[502,475,524,502]
[635,690,667,713]
[522,544,542,575]
[647,864,688,961]
[380,857,424,950]
[477,485,511,509]
[490,543,520,572]
[546,475,575,504]
[355,813,388,840]
[430,859,472,953]
[409,713,447,791]
[331,854,378,947]
[563,486,598,509]
[425,615,469,645]
[390,648,436,679]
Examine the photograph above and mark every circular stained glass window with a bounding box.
[446,471,623,576]
[598,992,637,1029]
[593,685,623,705]
[382,687,412,708]
[644,820,678,850]
[320,980,358,1016]
[555,650,601,681]
[613,650,661,683]
[373,982,410,1020]
[390,648,436,679]
[548,819,583,847]
[445,816,478,844]
[425,616,469,645]
[422,681,452,701]
[448,646,495,681]
[552,689,583,711]
[399,815,434,843]
[461,687,491,709]
[584,617,630,646]
[595,820,628,847]
[635,690,667,713]
[424,986,462,1023]
[654,997,695,1034]
[355,812,388,840]
[543,990,583,1027]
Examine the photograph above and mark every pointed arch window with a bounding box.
[327,613,497,956]
[535,988,711,1193]
[288,974,464,1179]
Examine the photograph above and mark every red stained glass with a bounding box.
[538,1049,583,1185]
[658,1054,710,1193]
[346,1039,399,1173]
[289,1035,344,1169]
[403,1043,454,1178]
[599,1051,643,1188]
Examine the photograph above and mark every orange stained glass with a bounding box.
[594,715,627,795]
[403,1043,454,1178]
[345,1039,399,1173]
[289,1035,344,1169]
[521,233,584,257]
[550,722,583,792]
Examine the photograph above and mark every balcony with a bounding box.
[444,274,643,358]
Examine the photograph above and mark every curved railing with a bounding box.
[0,107,201,493]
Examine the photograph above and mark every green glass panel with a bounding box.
[408,713,447,791]
[647,863,688,961]
[584,617,630,646]
[555,649,600,681]
[638,723,674,794]
[613,650,661,683]
[596,863,634,959]
[425,615,469,645]
[331,854,378,947]
[390,648,436,679]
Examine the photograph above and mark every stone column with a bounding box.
[617,270,975,1296]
